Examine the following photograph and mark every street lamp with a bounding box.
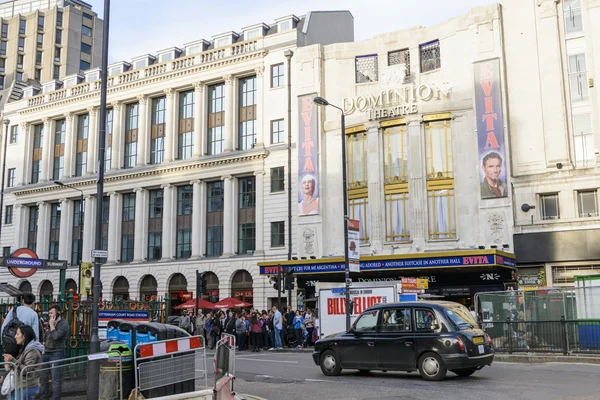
[0,119,10,245]
[54,181,84,293]
[284,49,293,309]
[313,96,352,332]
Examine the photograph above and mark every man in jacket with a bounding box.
[1,293,40,341]
[180,311,192,333]
[194,310,206,338]
[40,305,69,400]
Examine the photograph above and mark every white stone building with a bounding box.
[0,11,354,311]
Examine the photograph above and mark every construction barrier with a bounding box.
[213,333,236,399]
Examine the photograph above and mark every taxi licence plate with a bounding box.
[472,336,485,344]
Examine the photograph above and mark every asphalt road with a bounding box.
[215,350,600,400]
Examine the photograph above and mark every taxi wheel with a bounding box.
[320,350,342,376]
[454,368,477,377]
[418,352,447,381]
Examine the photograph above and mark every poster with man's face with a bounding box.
[475,59,508,199]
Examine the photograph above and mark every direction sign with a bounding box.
[91,249,109,259]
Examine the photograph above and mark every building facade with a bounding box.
[506,0,600,289]
[0,11,354,311]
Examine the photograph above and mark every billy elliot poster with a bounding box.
[298,94,320,216]
[475,59,508,199]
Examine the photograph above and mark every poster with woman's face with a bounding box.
[298,94,320,216]
[298,174,320,216]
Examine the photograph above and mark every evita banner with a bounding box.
[298,94,320,215]
[474,59,508,199]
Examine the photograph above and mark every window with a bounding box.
[178,90,194,160]
[18,37,24,52]
[105,108,113,171]
[16,72,23,82]
[564,0,583,34]
[0,41,6,55]
[540,193,560,220]
[353,310,379,333]
[245,28,260,40]
[420,40,441,73]
[206,181,224,257]
[0,57,5,72]
[271,221,285,247]
[5,205,13,224]
[388,49,410,76]
[151,97,165,164]
[36,51,42,66]
[425,118,456,239]
[270,166,285,193]
[75,114,89,176]
[48,203,61,260]
[56,11,63,27]
[54,47,61,62]
[53,119,65,180]
[278,20,291,31]
[71,199,84,266]
[7,168,15,187]
[238,177,256,255]
[80,60,90,71]
[17,54,23,69]
[271,63,284,88]
[578,190,598,217]
[81,42,91,54]
[238,76,257,150]
[176,185,193,259]
[381,308,412,332]
[214,37,229,48]
[121,193,135,262]
[9,126,17,143]
[82,25,92,37]
[347,129,370,241]
[415,309,438,331]
[1,23,7,39]
[568,54,588,100]
[83,13,94,21]
[125,103,139,168]
[573,113,594,166]
[19,19,26,35]
[208,83,225,155]
[37,33,43,48]
[53,64,60,80]
[31,124,44,184]
[271,119,284,144]
[55,29,62,44]
[2,247,10,257]
[355,54,378,83]
[0,76,4,90]
[27,206,38,252]
[148,189,163,261]
[38,15,45,30]
[384,124,410,241]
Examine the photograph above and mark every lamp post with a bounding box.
[313,96,352,331]
[284,49,294,309]
[54,181,83,292]
[0,119,10,245]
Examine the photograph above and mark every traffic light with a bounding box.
[271,275,281,291]
[197,271,207,295]
[285,268,294,291]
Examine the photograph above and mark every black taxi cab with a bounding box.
[313,301,494,381]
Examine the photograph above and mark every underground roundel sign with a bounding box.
[7,248,40,278]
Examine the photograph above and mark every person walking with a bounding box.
[39,305,69,400]
[235,315,247,350]
[304,308,315,346]
[1,293,40,343]
[3,325,43,400]
[293,311,305,349]
[271,306,283,350]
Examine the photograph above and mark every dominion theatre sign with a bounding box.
[342,83,451,121]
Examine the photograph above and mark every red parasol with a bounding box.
[213,297,252,309]
[173,298,216,310]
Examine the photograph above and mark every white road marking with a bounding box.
[305,378,335,383]
[236,357,298,363]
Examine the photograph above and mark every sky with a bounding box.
[84,0,498,63]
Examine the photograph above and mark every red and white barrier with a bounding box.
[138,336,202,359]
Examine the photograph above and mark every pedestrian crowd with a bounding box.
[178,305,319,351]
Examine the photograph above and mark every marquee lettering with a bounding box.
[301,97,315,173]
[480,64,500,150]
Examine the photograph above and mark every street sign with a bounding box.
[0,248,68,278]
[91,249,109,259]
[348,219,361,272]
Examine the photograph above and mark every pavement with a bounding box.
[224,350,600,400]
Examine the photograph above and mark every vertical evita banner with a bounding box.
[298,94,320,215]
[475,59,508,199]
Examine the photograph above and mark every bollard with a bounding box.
[561,316,568,355]
[506,316,513,354]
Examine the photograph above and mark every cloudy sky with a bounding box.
[84,0,498,63]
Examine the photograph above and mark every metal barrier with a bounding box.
[133,335,208,399]
[214,333,236,399]
[17,352,122,400]
[482,318,600,355]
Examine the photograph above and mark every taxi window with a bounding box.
[380,308,412,332]
[415,309,436,331]
[354,310,379,333]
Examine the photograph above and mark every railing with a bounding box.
[482,317,600,355]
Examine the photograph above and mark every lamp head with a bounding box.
[3,119,9,126]
[313,97,329,106]
[283,49,294,58]
[54,181,65,187]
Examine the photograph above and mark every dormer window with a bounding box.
[215,37,230,48]
[242,23,269,41]
[246,29,261,40]
[278,21,291,31]
[131,54,156,70]
[157,47,182,63]
[275,15,299,33]
[107,61,131,76]
[84,67,100,82]
[213,32,239,48]
[184,40,210,56]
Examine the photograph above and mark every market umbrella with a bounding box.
[173,298,216,310]
[213,297,252,309]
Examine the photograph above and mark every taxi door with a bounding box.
[375,307,416,370]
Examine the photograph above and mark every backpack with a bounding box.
[2,307,23,357]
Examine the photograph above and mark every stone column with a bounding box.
[407,117,426,246]
[36,202,49,259]
[254,170,265,255]
[86,106,98,174]
[161,184,175,260]
[133,188,146,262]
[164,88,175,162]
[223,74,235,152]
[19,123,30,185]
[110,101,123,170]
[221,175,233,257]
[191,180,205,258]
[58,199,71,261]
[192,82,204,157]
[13,204,26,248]
[136,95,149,166]
[82,195,95,262]
[107,192,121,263]
[254,67,265,148]
[365,122,384,252]
[62,113,74,178]
[40,118,51,182]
